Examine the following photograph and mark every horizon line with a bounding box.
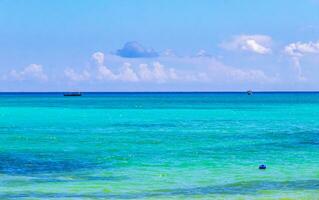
[1,91,319,93]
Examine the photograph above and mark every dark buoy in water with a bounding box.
[259,164,266,170]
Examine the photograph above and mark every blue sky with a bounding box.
[0,0,319,91]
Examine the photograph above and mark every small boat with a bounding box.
[259,164,266,170]
[247,90,253,95]
[63,92,82,97]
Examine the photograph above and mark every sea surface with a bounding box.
[0,92,319,200]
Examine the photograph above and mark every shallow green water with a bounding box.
[0,92,319,199]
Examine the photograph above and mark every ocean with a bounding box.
[0,92,319,199]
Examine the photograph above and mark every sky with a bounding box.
[0,0,319,91]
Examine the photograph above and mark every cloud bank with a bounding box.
[62,51,277,88]
[5,37,319,91]
[64,52,179,83]
[8,64,48,81]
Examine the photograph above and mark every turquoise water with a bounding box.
[1,92,319,199]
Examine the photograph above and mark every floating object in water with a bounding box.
[63,92,82,97]
[247,90,253,95]
[259,164,266,170]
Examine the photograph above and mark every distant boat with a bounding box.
[63,92,82,97]
[247,90,253,95]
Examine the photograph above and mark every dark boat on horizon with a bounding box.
[63,92,82,97]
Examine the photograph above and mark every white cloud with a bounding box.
[229,68,272,82]
[63,51,277,86]
[204,57,277,83]
[137,62,178,83]
[91,52,117,80]
[284,41,319,81]
[9,64,48,81]
[221,34,272,54]
[92,51,105,65]
[138,64,153,81]
[64,68,90,81]
[91,52,181,83]
[244,39,270,54]
[153,62,170,82]
[284,41,319,57]
[97,65,117,80]
[118,62,139,82]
